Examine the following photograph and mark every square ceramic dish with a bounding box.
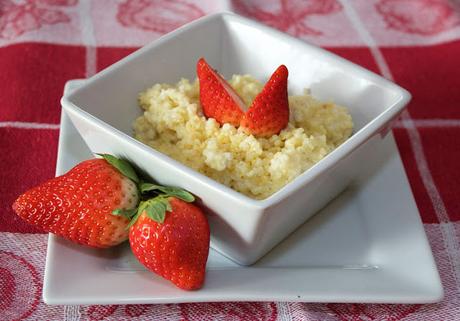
[61,13,411,265]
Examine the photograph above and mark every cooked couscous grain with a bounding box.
[133,75,353,199]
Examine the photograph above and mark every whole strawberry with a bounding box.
[12,154,140,248]
[128,185,210,290]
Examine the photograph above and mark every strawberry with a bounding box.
[197,58,245,127]
[13,153,210,290]
[12,154,140,248]
[197,58,290,137]
[240,65,289,137]
[128,184,210,290]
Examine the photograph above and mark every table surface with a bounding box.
[1,1,459,320]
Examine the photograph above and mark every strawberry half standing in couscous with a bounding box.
[240,64,290,137]
[196,58,245,127]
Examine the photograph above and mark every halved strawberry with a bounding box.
[240,65,289,137]
[197,58,245,127]
[197,58,290,137]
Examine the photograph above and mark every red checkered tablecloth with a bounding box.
[1,0,459,320]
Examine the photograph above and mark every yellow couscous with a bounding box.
[133,75,353,200]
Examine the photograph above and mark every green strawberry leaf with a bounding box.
[136,201,149,217]
[139,182,162,193]
[157,197,173,213]
[163,198,172,212]
[140,183,194,202]
[126,202,145,230]
[112,207,137,218]
[126,201,148,229]
[146,201,167,223]
[165,188,195,202]
[126,196,172,228]
[98,154,139,184]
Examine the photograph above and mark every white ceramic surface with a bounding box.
[44,80,441,305]
[61,13,411,265]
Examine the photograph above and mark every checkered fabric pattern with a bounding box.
[1,0,459,320]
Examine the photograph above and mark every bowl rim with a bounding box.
[61,12,411,209]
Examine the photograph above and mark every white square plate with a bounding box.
[43,80,442,304]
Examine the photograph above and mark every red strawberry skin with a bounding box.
[12,159,138,248]
[197,58,245,127]
[129,197,210,290]
[241,65,289,137]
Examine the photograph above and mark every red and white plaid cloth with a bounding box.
[1,0,459,320]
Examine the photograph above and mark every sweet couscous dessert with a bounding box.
[133,60,353,200]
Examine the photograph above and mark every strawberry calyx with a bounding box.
[139,183,195,202]
[99,153,195,228]
[121,183,195,228]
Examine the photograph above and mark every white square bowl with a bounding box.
[61,12,411,265]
